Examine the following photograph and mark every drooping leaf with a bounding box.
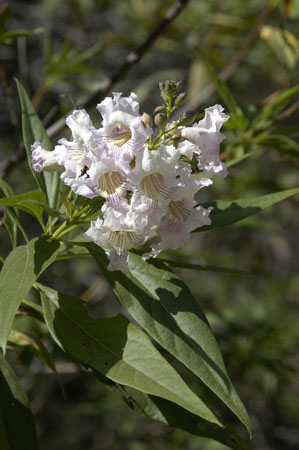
[252,84,299,126]
[8,330,66,399]
[93,372,252,450]
[260,25,299,71]
[39,284,220,425]
[0,179,19,247]
[0,352,39,450]
[0,192,60,231]
[195,188,299,232]
[158,257,251,275]
[0,236,60,352]
[125,388,253,450]
[8,330,57,374]
[15,79,61,208]
[84,243,251,435]
[253,133,299,157]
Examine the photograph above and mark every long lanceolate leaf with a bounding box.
[122,388,252,450]
[0,236,60,352]
[195,187,299,232]
[0,352,39,450]
[0,179,20,247]
[15,79,61,208]
[93,374,252,450]
[39,285,220,425]
[85,243,251,435]
[0,192,60,232]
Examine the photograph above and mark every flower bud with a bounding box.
[159,80,182,101]
[166,137,180,146]
[141,112,153,128]
[178,111,197,126]
[154,105,165,115]
[165,121,181,137]
[154,112,168,129]
[174,92,187,107]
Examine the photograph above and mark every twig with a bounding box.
[47,0,191,138]
[0,0,190,179]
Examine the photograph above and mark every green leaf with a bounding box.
[0,236,60,352]
[124,388,252,450]
[8,329,66,399]
[15,79,61,209]
[0,179,19,247]
[0,192,59,230]
[253,85,299,126]
[253,133,299,157]
[0,6,10,33]
[0,28,43,44]
[0,352,39,450]
[260,25,299,71]
[85,244,251,435]
[8,330,57,373]
[197,49,246,127]
[195,187,299,231]
[158,257,251,276]
[39,285,220,425]
[93,373,252,450]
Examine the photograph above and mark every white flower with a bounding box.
[76,157,128,203]
[55,109,100,195]
[128,144,181,214]
[145,169,213,258]
[95,92,152,169]
[180,104,229,177]
[31,142,62,172]
[85,199,156,273]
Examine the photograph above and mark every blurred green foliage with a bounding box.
[0,0,299,449]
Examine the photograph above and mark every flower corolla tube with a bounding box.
[31,89,229,273]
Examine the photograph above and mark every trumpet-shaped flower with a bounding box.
[84,157,128,202]
[85,199,156,272]
[95,92,152,169]
[30,88,229,274]
[145,170,213,258]
[180,104,229,177]
[31,142,63,172]
[128,144,180,213]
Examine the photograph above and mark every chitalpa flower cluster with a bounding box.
[31,81,229,273]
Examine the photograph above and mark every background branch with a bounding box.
[0,0,190,179]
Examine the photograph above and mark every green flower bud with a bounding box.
[165,121,181,137]
[178,110,197,126]
[154,112,168,129]
[154,105,165,115]
[174,92,187,106]
[159,80,182,101]
[141,112,153,128]
[166,136,180,147]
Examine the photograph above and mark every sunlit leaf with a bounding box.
[0,192,60,231]
[195,188,299,231]
[85,243,251,435]
[0,236,60,352]
[39,284,221,425]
